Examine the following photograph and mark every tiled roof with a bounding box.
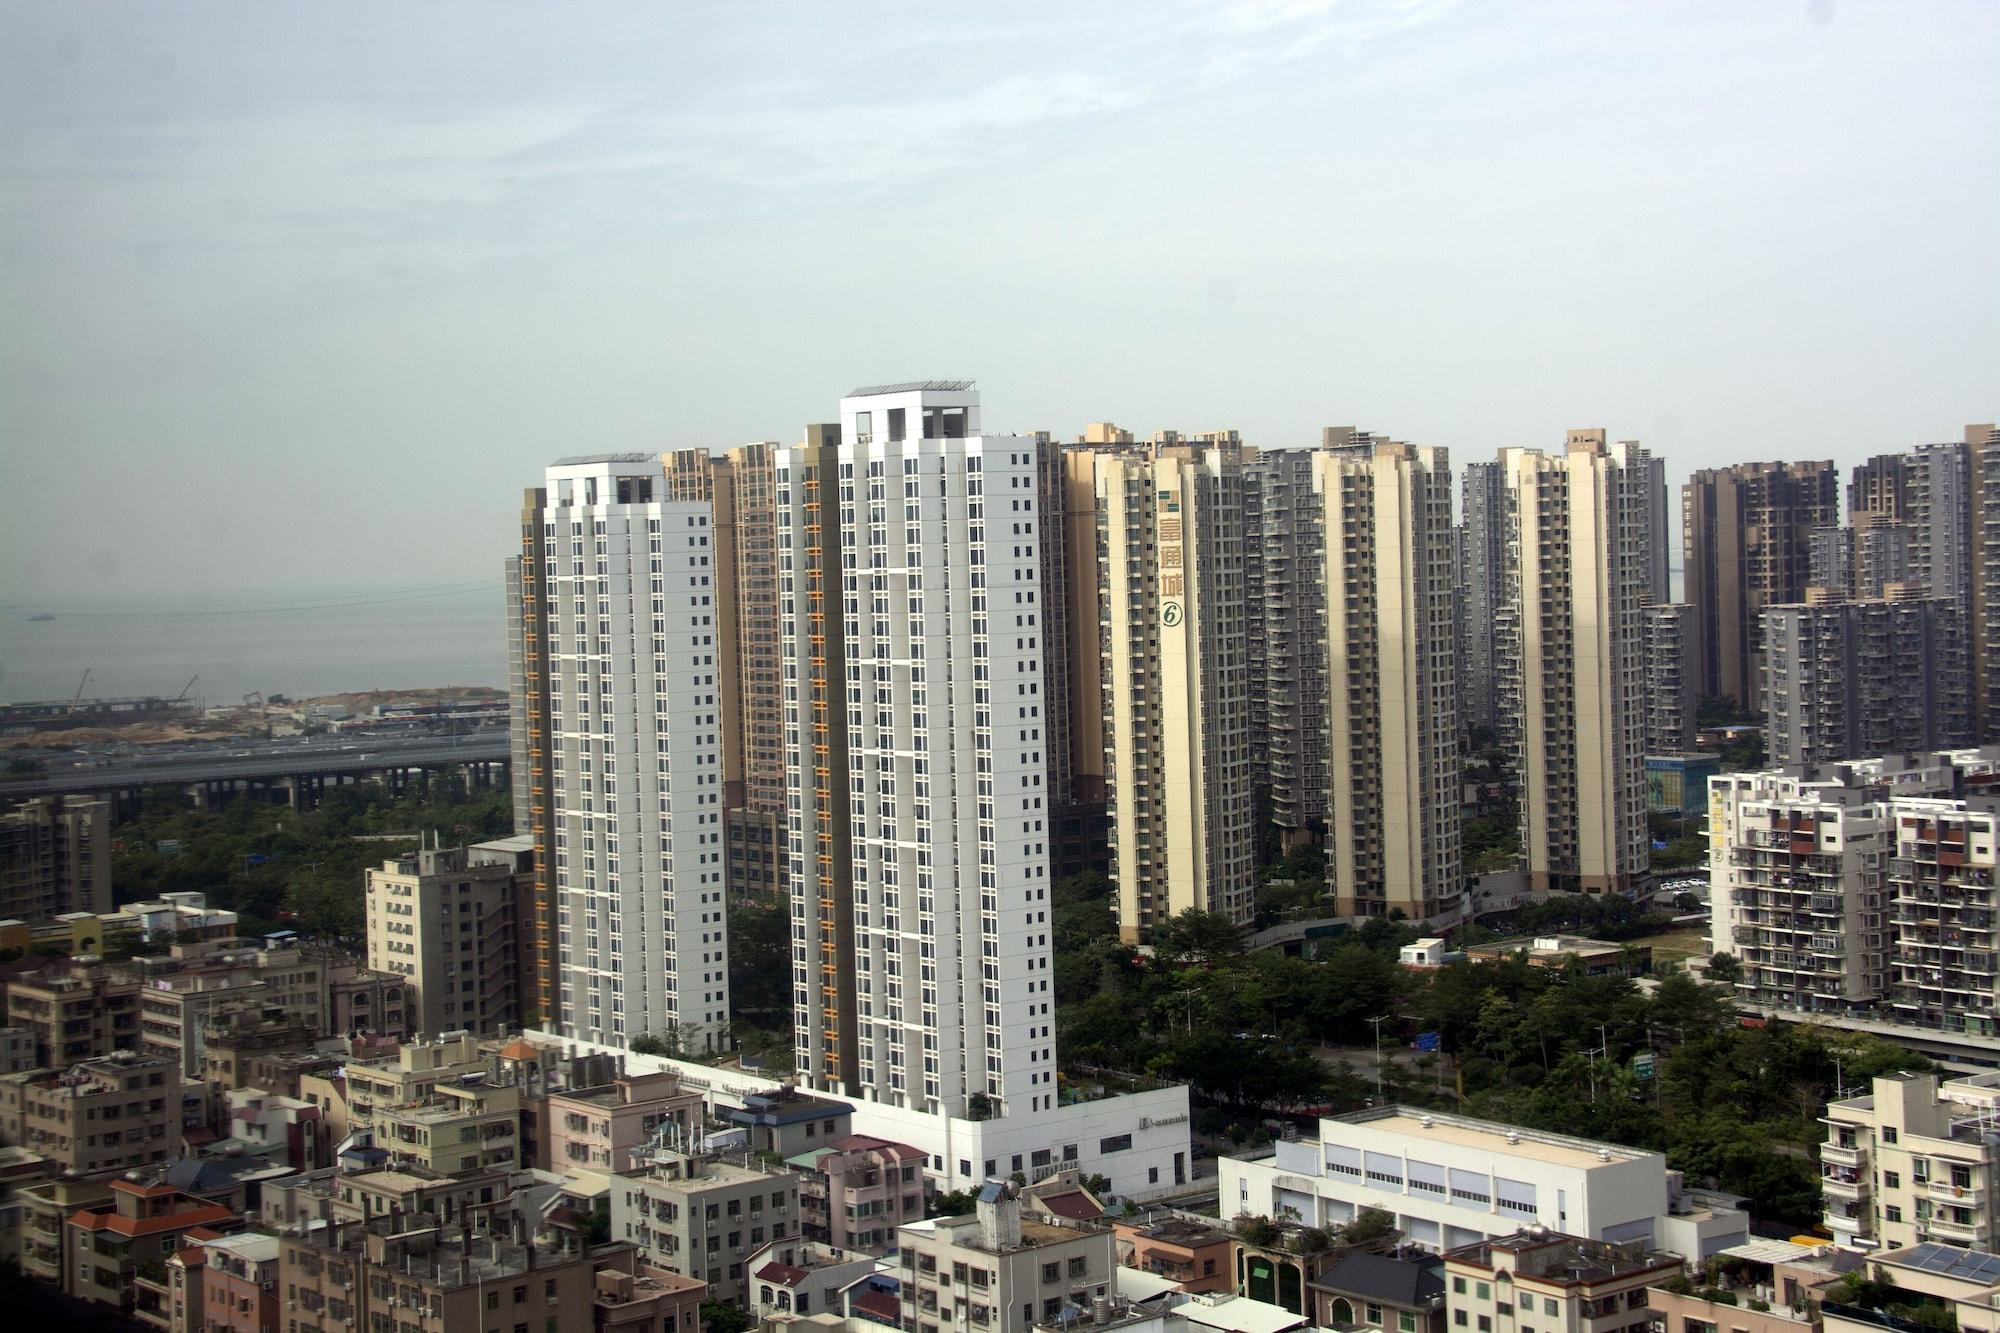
[69,1202,235,1238]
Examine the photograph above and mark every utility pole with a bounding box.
[1368,1015,1389,1105]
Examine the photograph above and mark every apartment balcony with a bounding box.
[1924,1212,1990,1245]
[1928,1178,1980,1202]
[1820,1142,1868,1169]
[1820,1174,1869,1202]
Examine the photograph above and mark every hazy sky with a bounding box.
[2,0,1994,603]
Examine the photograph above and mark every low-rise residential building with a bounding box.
[0,1049,182,1173]
[364,841,528,1037]
[724,1088,856,1159]
[4,960,141,1065]
[897,1182,1115,1333]
[114,891,239,944]
[133,940,331,1078]
[278,1214,605,1333]
[214,1086,329,1170]
[1821,1071,2000,1251]
[324,960,413,1038]
[1441,1230,1679,1333]
[342,1030,486,1133]
[612,1150,803,1307]
[595,1261,708,1333]
[1232,1219,1351,1315]
[1819,1243,2000,1333]
[371,1076,522,1175]
[1113,1214,1236,1294]
[748,1238,879,1323]
[201,1009,323,1092]
[11,1172,116,1287]
[1308,1249,1446,1333]
[0,1023,37,1072]
[1220,1109,1746,1256]
[64,1178,236,1310]
[1642,1238,1850,1333]
[547,1069,704,1173]
[198,1231,283,1333]
[148,1238,209,1333]
[791,1133,928,1254]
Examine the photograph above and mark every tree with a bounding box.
[1340,1207,1398,1246]
[1706,953,1743,983]
[1151,909,1245,964]
[701,1301,752,1333]
[928,1189,977,1219]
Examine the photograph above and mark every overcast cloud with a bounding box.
[1,0,1994,600]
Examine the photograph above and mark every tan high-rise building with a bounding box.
[1095,437,1256,942]
[505,491,555,1024]
[1849,452,1911,531]
[667,444,786,903]
[1314,443,1461,920]
[775,422,857,1095]
[1683,460,1840,710]
[1496,432,1650,895]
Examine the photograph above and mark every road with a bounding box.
[0,730,509,799]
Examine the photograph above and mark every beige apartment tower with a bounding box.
[1313,444,1461,920]
[1095,438,1257,942]
[363,840,527,1036]
[667,444,786,903]
[1496,432,1650,895]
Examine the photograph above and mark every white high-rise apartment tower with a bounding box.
[531,455,730,1052]
[777,383,1056,1119]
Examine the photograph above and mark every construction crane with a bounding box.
[69,668,91,712]
[174,674,199,704]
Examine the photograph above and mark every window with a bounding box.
[1883,1128,1899,1144]
[1886,1206,1903,1223]
[1884,1171,1900,1189]
[1400,1316,1417,1333]
[1453,1279,1467,1295]
[1544,1299,1559,1316]
[1042,1264,1059,1284]
[1068,1258,1087,1278]
[1099,1135,1131,1154]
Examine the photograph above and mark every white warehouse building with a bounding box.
[1219,1107,1747,1259]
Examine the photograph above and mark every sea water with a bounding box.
[0,587,507,706]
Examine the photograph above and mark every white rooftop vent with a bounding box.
[1507,1131,1521,1144]
[1420,1115,1434,1129]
